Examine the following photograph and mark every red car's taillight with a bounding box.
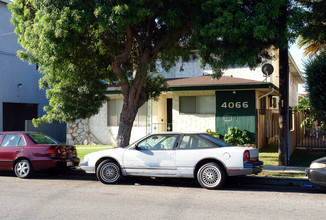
[46,147,59,158]
[243,150,250,162]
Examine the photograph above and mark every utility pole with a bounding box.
[279,47,289,166]
[278,0,290,166]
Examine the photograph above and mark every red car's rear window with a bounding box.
[27,133,59,144]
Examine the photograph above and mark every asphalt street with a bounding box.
[0,170,325,220]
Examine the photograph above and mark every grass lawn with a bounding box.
[259,152,279,166]
[76,145,113,160]
[260,150,326,167]
[75,145,113,148]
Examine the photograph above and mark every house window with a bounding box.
[108,99,123,126]
[107,99,146,126]
[180,96,196,114]
[179,96,216,114]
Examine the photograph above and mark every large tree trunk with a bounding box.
[116,101,139,148]
[115,77,149,148]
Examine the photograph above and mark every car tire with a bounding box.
[96,159,121,184]
[197,162,226,189]
[14,159,33,178]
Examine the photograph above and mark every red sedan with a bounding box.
[0,131,80,178]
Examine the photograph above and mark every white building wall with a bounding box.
[158,58,213,78]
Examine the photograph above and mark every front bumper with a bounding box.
[306,168,326,187]
[80,161,96,173]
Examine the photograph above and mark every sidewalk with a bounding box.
[238,165,314,189]
[263,165,307,173]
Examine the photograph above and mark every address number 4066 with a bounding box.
[221,102,249,109]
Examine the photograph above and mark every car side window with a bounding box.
[0,135,24,147]
[179,135,215,149]
[137,135,177,150]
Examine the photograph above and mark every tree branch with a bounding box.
[151,19,191,60]
[112,24,133,79]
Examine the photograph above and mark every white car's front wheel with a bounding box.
[96,159,121,184]
[197,162,226,189]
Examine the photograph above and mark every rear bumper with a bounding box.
[228,161,263,176]
[306,168,326,186]
[32,158,80,171]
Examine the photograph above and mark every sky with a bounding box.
[289,41,307,93]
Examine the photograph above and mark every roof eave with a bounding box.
[288,52,305,84]
[104,82,279,94]
[168,82,278,91]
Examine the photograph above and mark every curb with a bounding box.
[235,176,314,188]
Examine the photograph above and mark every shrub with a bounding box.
[223,127,252,145]
[206,129,220,138]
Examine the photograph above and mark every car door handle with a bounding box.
[16,150,20,153]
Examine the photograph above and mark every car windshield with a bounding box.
[27,133,60,144]
[199,134,232,147]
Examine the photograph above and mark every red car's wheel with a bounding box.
[14,159,33,178]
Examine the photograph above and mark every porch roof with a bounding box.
[166,75,277,91]
[105,75,278,94]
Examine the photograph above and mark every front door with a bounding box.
[167,98,173,131]
[123,134,178,176]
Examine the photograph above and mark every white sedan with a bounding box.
[80,132,263,189]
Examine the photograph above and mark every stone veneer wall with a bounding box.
[66,119,102,145]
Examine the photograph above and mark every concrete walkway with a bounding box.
[263,165,307,173]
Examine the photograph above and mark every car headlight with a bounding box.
[310,162,326,169]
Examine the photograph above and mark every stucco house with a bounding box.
[67,49,304,152]
[0,0,50,132]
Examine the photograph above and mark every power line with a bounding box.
[0,32,15,37]
[0,50,17,56]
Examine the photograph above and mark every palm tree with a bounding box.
[298,37,325,57]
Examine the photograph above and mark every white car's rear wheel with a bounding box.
[96,159,121,184]
[197,162,226,189]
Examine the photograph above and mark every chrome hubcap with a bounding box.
[16,161,30,177]
[100,163,120,183]
[201,167,220,186]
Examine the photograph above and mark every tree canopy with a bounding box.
[304,51,326,125]
[298,0,326,57]
[9,0,303,147]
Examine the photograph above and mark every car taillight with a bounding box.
[243,150,250,162]
[46,148,59,158]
